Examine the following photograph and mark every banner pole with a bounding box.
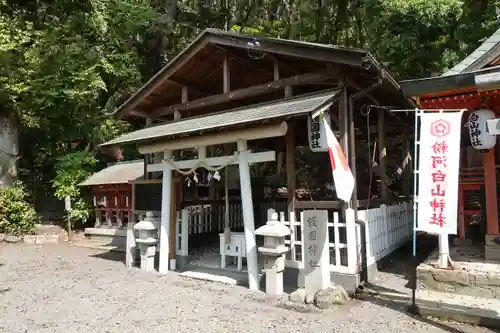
[408,109,420,314]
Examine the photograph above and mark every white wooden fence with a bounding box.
[175,201,413,272]
[277,202,413,274]
[358,202,413,267]
[278,209,356,274]
[184,204,244,235]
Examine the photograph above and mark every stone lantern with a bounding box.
[134,211,158,272]
[255,212,290,296]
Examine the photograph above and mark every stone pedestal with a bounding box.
[255,212,290,296]
[134,214,158,272]
[485,235,500,262]
[136,240,156,272]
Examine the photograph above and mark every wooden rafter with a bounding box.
[150,70,338,118]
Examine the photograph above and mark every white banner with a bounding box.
[417,111,464,234]
[308,112,331,152]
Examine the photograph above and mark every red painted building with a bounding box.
[400,28,500,260]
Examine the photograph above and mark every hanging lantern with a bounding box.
[468,109,497,150]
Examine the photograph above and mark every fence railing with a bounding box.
[275,201,413,274]
[357,202,413,267]
[276,209,354,274]
[131,200,413,273]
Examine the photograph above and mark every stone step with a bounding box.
[363,286,500,329]
[417,261,500,300]
[72,238,126,252]
[417,290,500,328]
[82,227,127,252]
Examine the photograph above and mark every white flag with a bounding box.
[323,117,355,203]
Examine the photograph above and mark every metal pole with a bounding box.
[408,109,420,314]
[390,108,467,113]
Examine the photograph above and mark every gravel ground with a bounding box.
[0,243,497,333]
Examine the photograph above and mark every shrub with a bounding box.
[53,151,97,227]
[0,181,39,235]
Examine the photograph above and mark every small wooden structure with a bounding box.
[80,160,144,228]
[79,161,144,249]
[101,29,414,292]
[400,26,500,261]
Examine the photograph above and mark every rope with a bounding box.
[163,151,241,175]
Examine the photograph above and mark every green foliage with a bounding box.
[0,181,39,235]
[53,151,97,225]
[0,0,498,220]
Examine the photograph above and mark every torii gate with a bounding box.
[139,122,287,290]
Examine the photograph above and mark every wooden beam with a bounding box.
[223,54,230,93]
[169,177,177,260]
[224,50,274,80]
[348,96,358,210]
[207,34,366,68]
[117,38,209,118]
[286,122,296,214]
[339,86,349,160]
[295,200,344,210]
[346,78,379,105]
[378,109,388,200]
[167,80,210,97]
[268,54,299,76]
[147,151,276,173]
[151,71,334,117]
[484,150,499,235]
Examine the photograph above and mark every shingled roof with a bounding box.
[443,26,500,76]
[79,160,144,186]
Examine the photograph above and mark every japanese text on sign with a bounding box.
[469,112,482,147]
[307,113,331,152]
[307,215,318,269]
[417,112,463,235]
[302,210,331,293]
[429,140,448,228]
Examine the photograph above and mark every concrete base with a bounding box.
[283,267,360,295]
[176,255,190,271]
[179,265,248,285]
[418,245,500,299]
[80,228,127,252]
[416,290,500,329]
[485,234,500,262]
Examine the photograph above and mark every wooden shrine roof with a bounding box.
[400,65,500,97]
[79,160,144,186]
[112,28,410,120]
[101,90,338,147]
[400,27,500,100]
[444,26,500,76]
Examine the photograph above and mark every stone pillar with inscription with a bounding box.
[303,210,331,301]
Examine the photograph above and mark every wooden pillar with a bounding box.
[348,97,358,211]
[144,117,153,180]
[222,54,232,233]
[378,110,388,200]
[458,147,466,240]
[159,150,173,274]
[484,149,499,235]
[286,122,296,215]
[458,184,466,240]
[169,179,177,261]
[170,95,184,262]
[339,87,349,161]
[274,60,284,182]
[237,139,259,290]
